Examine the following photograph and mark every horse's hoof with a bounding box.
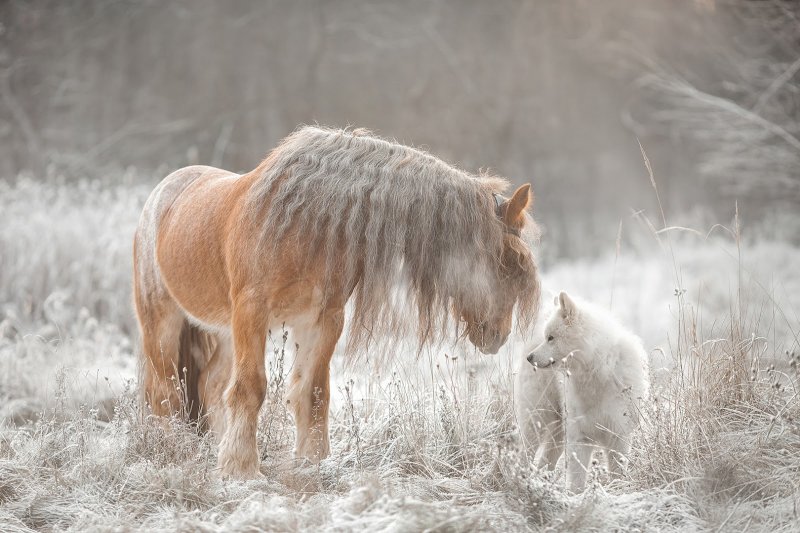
[218,452,264,480]
[292,456,316,467]
[220,466,265,480]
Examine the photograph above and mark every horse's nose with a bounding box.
[498,331,509,347]
[488,328,508,352]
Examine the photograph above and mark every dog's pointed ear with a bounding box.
[504,184,533,229]
[558,291,577,322]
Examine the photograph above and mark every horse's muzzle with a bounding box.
[479,331,508,355]
[467,321,509,354]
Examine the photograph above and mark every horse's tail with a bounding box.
[177,320,213,426]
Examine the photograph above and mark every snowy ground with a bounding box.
[1,177,799,532]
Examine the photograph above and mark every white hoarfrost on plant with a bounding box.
[1,178,799,532]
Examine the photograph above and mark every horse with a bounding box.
[133,126,541,478]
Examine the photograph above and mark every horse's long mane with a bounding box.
[248,126,539,350]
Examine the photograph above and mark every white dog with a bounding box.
[514,291,564,471]
[515,292,649,491]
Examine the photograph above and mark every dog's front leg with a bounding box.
[565,420,593,492]
[605,433,630,478]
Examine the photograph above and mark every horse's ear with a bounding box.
[504,183,533,228]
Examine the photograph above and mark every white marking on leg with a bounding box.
[285,311,324,460]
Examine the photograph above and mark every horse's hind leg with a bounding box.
[135,293,185,417]
[286,307,345,462]
[199,335,233,436]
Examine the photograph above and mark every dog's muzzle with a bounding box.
[526,353,554,368]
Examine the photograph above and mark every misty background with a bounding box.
[1,0,798,262]
[2,4,800,530]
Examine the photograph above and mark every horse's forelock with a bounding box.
[249,126,539,350]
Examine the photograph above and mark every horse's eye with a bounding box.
[547,335,554,342]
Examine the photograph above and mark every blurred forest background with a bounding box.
[1,0,799,261]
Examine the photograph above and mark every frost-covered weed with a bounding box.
[0,175,149,334]
[1,178,799,532]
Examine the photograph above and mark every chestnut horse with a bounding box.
[133,126,540,478]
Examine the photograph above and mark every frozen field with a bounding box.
[1,178,799,532]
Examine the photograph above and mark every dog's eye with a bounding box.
[547,335,554,342]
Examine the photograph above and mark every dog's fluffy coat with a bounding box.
[515,292,649,491]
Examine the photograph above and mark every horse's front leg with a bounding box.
[286,307,345,462]
[217,296,268,479]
